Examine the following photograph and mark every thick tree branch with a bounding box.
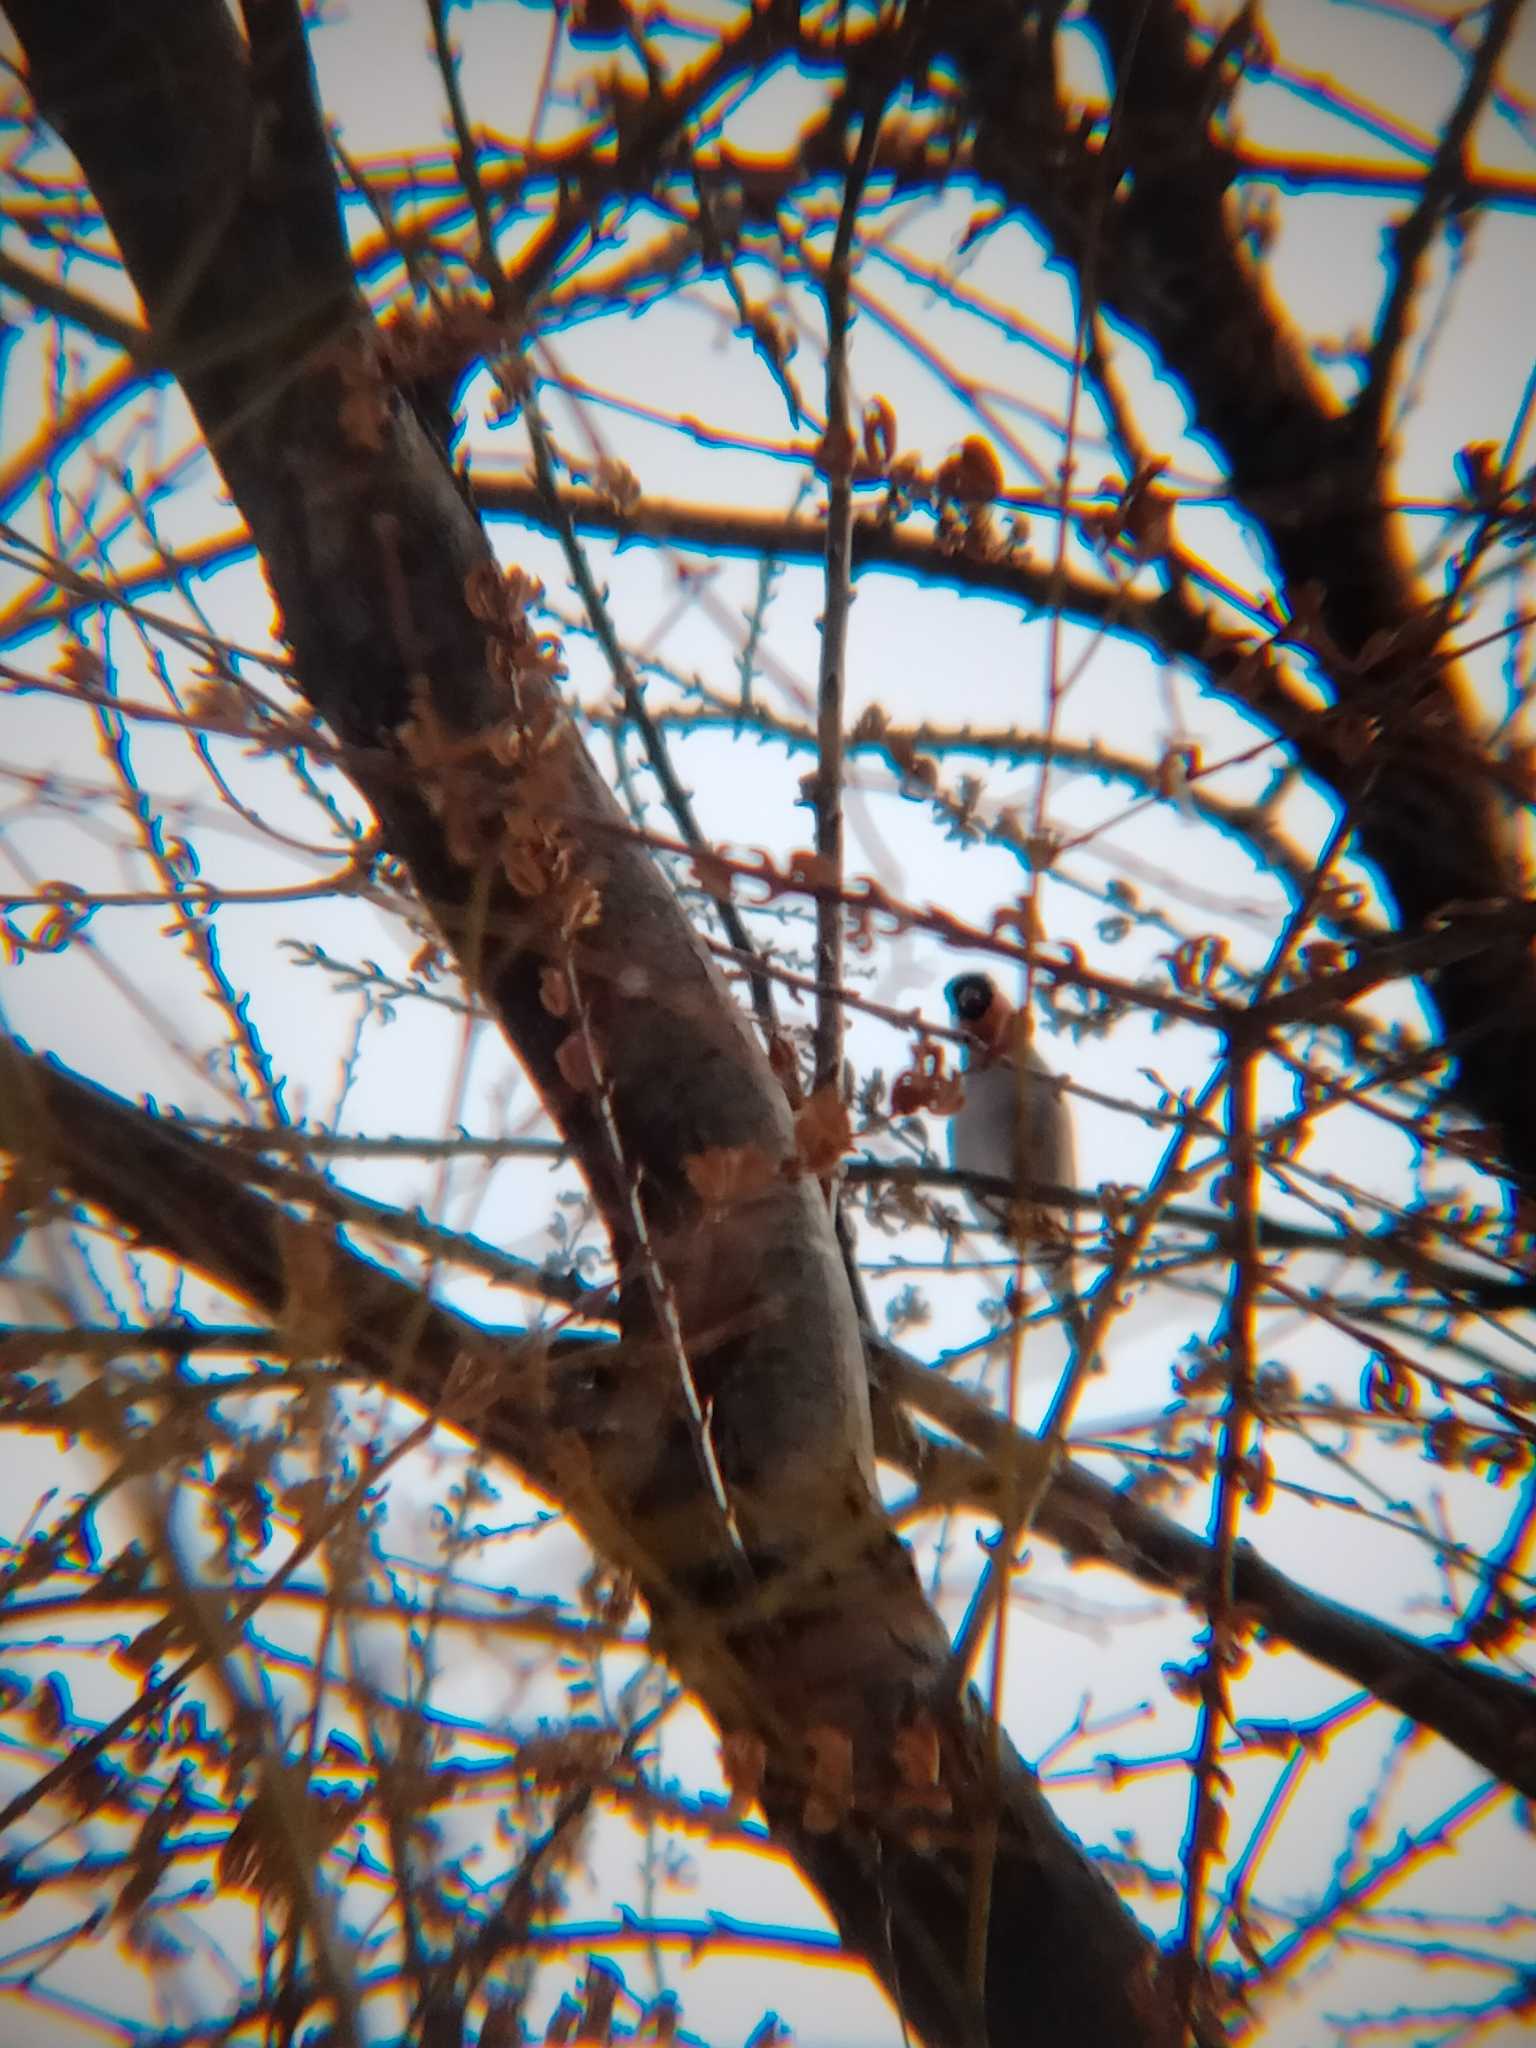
[0,245,157,362]
[6,6,1197,2041]
[872,1340,1536,1803]
[521,399,782,1038]
[936,0,1536,1196]
[8,1040,1532,1809]
[1,1031,1182,2045]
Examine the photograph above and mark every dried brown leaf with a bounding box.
[792,1086,852,1178]
[555,1030,600,1094]
[802,1724,854,1834]
[720,1729,767,1820]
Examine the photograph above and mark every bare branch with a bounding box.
[938,0,1536,1194]
[6,9,1204,2039]
[813,99,884,1097]
[1352,0,1527,448]
[522,396,782,1037]
[870,1339,1536,1803]
[0,244,156,361]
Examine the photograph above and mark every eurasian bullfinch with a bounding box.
[946,971,1083,1343]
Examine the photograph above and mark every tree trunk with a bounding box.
[5,3,1214,2041]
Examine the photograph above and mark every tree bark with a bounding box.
[5,4,1209,2041]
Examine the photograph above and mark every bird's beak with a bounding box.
[948,981,1013,1058]
[973,988,1013,1057]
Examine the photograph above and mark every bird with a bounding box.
[945,971,1084,1347]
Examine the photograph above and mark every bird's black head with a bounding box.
[946,972,998,1025]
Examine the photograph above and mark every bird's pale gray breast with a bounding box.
[948,1050,1075,1234]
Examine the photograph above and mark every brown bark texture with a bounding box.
[2,2,1233,2043]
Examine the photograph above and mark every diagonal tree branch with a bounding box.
[812,95,885,1099]
[8,1037,1532,1806]
[934,0,1536,1198]
[4,6,1203,2042]
[0,245,158,363]
[0,1026,1177,2044]
[867,1339,1536,1802]
[520,396,783,1039]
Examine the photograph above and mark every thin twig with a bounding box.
[0,246,156,362]
[563,953,751,1583]
[423,0,506,307]
[522,393,781,1038]
[1172,1030,1260,2040]
[0,1392,453,1843]
[812,96,885,1097]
